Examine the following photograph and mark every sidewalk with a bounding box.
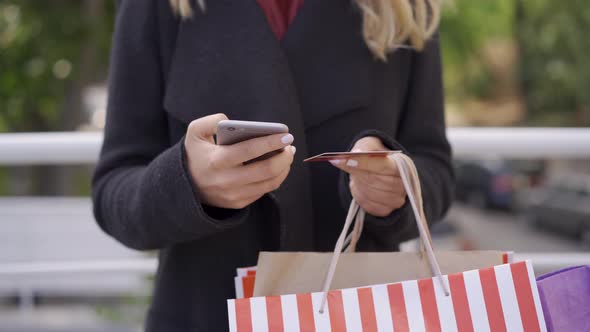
[0,304,142,332]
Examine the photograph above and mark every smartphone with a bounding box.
[216,120,289,145]
[216,120,290,163]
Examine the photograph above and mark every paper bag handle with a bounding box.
[319,153,449,313]
[342,154,433,253]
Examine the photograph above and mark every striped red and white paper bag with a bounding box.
[235,267,257,299]
[228,154,544,331]
[235,253,513,300]
[228,260,547,332]
[252,154,516,298]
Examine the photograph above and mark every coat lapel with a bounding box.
[165,0,374,129]
[281,0,375,129]
[163,0,375,250]
[164,0,293,124]
[164,0,314,250]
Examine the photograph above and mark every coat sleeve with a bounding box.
[340,36,454,248]
[91,0,249,251]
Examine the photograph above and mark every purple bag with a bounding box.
[536,265,590,332]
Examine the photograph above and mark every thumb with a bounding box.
[187,113,228,142]
[352,136,386,152]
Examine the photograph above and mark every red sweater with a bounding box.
[257,0,304,40]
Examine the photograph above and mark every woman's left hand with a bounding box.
[329,136,406,217]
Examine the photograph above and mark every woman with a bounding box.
[92,0,453,330]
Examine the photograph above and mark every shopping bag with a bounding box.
[236,255,513,300]
[228,153,546,331]
[237,266,258,277]
[254,153,510,297]
[236,275,256,299]
[237,253,513,299]
[536,265,590,332]
[235,267,258,299]
[254,250,511,297]
[228,260,546,331]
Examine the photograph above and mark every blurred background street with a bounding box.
[1,0,589,330]
[0,199,587,330]
[447,205,586,254]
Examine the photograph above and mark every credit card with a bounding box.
[304,150,400,162]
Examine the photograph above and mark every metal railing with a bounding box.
[0,253,588,277]
[0,128,589,279]
[1,128,590,165]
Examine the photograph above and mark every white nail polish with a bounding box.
[346,159,359,167]
[281,134,294,144]
[291,146,297,155]
[329,159,343,165]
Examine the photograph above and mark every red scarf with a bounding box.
[257,0,305,40]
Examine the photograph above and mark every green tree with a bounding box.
[440,0,515,101]
[440,0,590,126]
[0,1,114,195]
[0,0,114,132]
[516,0,590,126]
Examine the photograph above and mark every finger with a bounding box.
[246,165,290,194]
[330,156,399,175]
[350,170,401,192]
[351,178,405,207]
[350,181,394,217]
[218,133,294,166]
[216,191,265,210]
[223,166,291,208]
[227,193,266,210]
[229,146,295,184]
[187,113,228,143]
[351,136,387,152]
[364,201,395,217]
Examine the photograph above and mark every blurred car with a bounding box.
[454,158,545,211]
[520,174,590,241]
[504,159,547,188]
[454,159,518,210]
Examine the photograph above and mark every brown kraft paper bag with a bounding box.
[253,153,508,297]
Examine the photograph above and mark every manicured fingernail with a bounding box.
[329,159,343,165]
[346,159,359,167]
[281,134,294,144]
[291,146,297,155]
[352,148,362,152]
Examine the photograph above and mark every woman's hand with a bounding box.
[330,136,406,217]
[184,114,296,210]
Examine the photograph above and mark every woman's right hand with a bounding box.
[184,114,296,210]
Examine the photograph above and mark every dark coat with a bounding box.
[92,0,454,331]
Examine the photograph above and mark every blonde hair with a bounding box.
[169,0,441,61]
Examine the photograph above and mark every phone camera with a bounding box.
[227,127,236,132]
